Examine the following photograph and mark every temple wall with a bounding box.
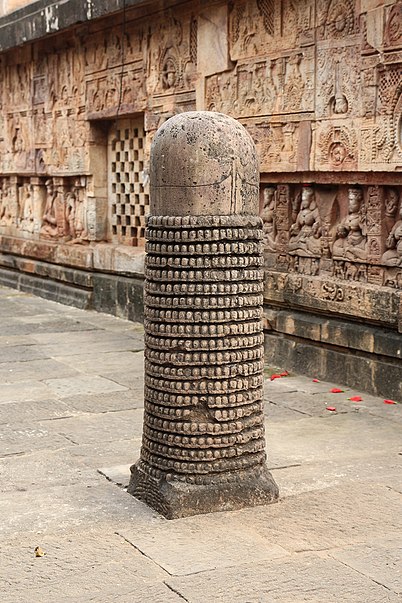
[0,0,401,397]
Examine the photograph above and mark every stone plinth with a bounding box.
[127,112,279,518]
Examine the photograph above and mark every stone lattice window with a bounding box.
[108,118,149,246]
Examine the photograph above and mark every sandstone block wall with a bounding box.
[0,0,400,396]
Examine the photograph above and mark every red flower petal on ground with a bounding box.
[326,406,337,412]
[348,396,362,402]
[384,399,397,405]
[279,371,289,377]
[312,379,320,383]
[270,374,281,381]
[330,388,344,393]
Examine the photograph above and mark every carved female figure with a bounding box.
[261,186,277,252]
[288,185,322,256]
[40,179,58,238]
[332,187,367,261]
[19,183,35,234]
[381,200,402,267]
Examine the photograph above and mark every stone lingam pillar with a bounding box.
[127,111,279,519]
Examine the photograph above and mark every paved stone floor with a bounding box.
[0,285,401,602]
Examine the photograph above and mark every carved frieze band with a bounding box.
[0,175,105,243]
[261,183,402,290]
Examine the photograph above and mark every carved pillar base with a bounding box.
[128,462,278,519]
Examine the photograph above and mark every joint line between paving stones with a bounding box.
[115,531,172,575]
[270,463,302,471]
[330,556,395,594]
[385,485,402,496]
[163,582,189,602]
[60,433,79,445]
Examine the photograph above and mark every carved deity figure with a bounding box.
[261,186,276,252]
[332,187,367,261]
[0,181,17,226]
[19,183,35,234]
[0,181,9,226]
[381,201,402,267]
[384,188,399,237]
[66,185,88,243]
[288,185,322,256]
[40,179,59,238]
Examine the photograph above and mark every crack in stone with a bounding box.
[330,555,395,594]
[164,582,189,601]
[115,531,172,576]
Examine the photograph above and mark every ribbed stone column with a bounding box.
[128,111,279,518]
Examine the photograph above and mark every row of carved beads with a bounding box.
[135,458,268,484]
[144,320,262,338]
[144,400,263,422]
[145,347,264,366]
[146,241,263,255]
[142,426,264,456]
[144,359,264,380]
[145,332,264,350]
[144,267,264,282]
[146,255,264,268]
[145,374,263,395]
[144,386,263,409]
[144,293,264,309]
[145,281,264,294]
[146,216,263,228]
[146,227,263,242]
[140,446,266,474]
[145,307,263,323]
[144,413,263,436]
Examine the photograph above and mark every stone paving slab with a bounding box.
[39,408,145,445]
[166,554,401,602]
[62,389,142,413]
[100,369,145,391]
[43,374,128,398]
[0,286,401,603]
[54,350,144,375]
[0,381,59,404]
[68,438,142,469]
[0,424,74,457]
[0,343,51,363]
[271,451,402,497]
[236,483,402,552]
[330,540,402,595]
[35,337,144,358]
[0,481,157,538]
[0,528,168,591]
[0,358,79,383]
[267,413,402,466]
[119,520,289,576]
[0,398,72,424]
[0,449,103,492]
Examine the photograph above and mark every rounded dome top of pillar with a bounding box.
[150,111,259,216]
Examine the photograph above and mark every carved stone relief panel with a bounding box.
[147,11,197,100]
[316,0,358,41]
[316,45,361,119]
[229,0,314,61]
[384,2,402,50]
[261,183,402,300]
[206,47,314,119]
[246,120,301,172]
[316,122,358,171]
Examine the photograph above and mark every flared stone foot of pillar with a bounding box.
[127,462,279,519]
